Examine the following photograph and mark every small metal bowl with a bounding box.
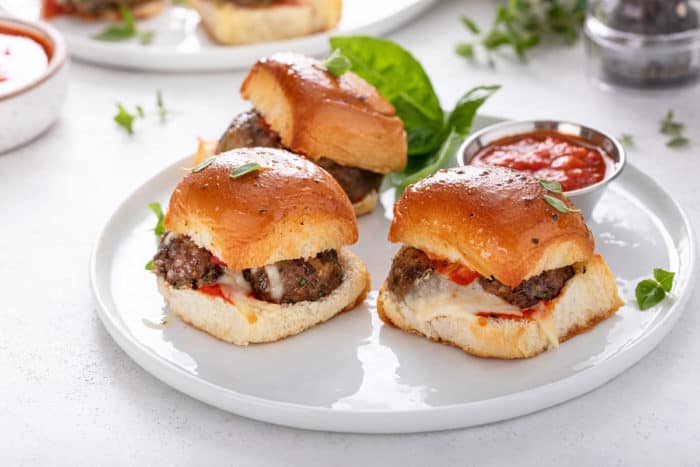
[458,120,627,219]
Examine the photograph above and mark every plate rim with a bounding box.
[89,153,697,433]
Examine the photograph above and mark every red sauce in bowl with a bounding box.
[470,130,611,192]
[0,24,52,97]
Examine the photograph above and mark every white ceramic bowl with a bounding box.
[458,120,627,219]
[0,15,68,154]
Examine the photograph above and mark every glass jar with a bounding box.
[584,0,700,89]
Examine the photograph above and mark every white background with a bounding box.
[2,0,699,465]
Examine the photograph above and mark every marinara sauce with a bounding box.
[470,130,610,192]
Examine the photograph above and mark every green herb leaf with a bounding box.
[455,42,475,59]
[145,260,154,271]
[544,194,580,213]
[620,133,635,149]
[461,16,481,34]
[322,49,352,78]
[539,179,563,193]
[660,110,684,136]
[299,277,307,287]
[447,85,501,134]
[156,90,168,123]
[135,105,145,118]
[93,2,137,41]
[330,36,445,155]
[635,279,667,311]
[230,162,265,179]
[192,156,215,173]
[114,103,136,134]
[148,202,166,237]
[653,268,675,293]
[667,136,689,148]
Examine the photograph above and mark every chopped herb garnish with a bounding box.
[455,43,475,59]
[544,194,580,214]
[156,90,169,123]
[148,202,166,237]
[192,157,216,173]
[135,105,145,118]
[461,16,481,34]
[230,162,265,179]
[93,2,156,45]
[299,277,307,287]
[660,110,691,148]
[114,103,137,134]
[145,259,154,271]
[635,268,675,310]
[539,179,563,193]
[322,49,351,78]
[620,133,635,149]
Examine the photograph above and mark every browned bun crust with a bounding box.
[164,147,358,271]
[240,53,407,174]
[389,166,594,287]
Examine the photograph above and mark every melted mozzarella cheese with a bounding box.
[263,264,285,301]
[404,274,523,322]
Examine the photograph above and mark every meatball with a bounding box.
[152,232,222,289]
[386,247,435,299]
[479,266,575,309]
[216,110,282,154]
[243,250,344,304]
[317,158,384,203]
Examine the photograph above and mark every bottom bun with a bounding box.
[353,190,378,217]
[158,248,370,345]
[377,254,624,359]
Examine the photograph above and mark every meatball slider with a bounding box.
[151,147,370,345]
[43,0,164,19]
[189,0,342,46]
[377,166,623,359]
[217,53,407,216]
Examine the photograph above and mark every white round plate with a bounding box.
[90,135,696,433]
[8,0,436,71]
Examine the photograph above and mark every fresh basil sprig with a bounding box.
[148,202,166,237]
[660,110,691,148]
[113,90,171,134]
[322,49,351,78]
[230,162,265,179]
[636,268,675,310]
[330,36,499,188]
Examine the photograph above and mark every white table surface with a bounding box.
[2,0,699,465]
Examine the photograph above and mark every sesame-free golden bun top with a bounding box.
[164,148,358,271]
[388,166,595,287]
[240,52,407,174]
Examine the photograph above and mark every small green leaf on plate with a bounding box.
[114,103,136,134]
[148,202,166,237]
[455,43,475,59]
[539,179,563,193]
[230,162,265,179]
[635,279,666,311]
[653,268,675,293]
[667,136,689,148]
[145,260,154,271]
[544,194,580,213]
[461,16,481,34]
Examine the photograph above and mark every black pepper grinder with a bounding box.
[602,0,700,87]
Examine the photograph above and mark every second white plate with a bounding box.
[90,139,696,433]
[8,0,436,71]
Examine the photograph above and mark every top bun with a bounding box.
[165,147,358,271]
[389,166,594,287]
[240,52,407,174]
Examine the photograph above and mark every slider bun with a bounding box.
[352,190,378,217]
[378,254,623,359]
[157,248,370,345]
[241,52,407,174]
[389,166,595,287]
[164,147,357,271]
[188,0,342,46]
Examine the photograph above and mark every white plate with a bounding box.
[89,125,696,433]
[5,0,436,71]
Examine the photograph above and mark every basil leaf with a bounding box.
[461,16,481,34]
[93,2,137,41]
[148,202,166,237]
[667,136,689,148]
[539,179,563,193]
[192,157,215,173]
[322,49,351,77]
[653,268,675,293]
[620,133,635,149]
[330,36,445,155]
[390,129,464,189]
[455,43,475,59]
[114,103,136,134]
[635,279,666,311]
[544,194,580,213]
[230,162,264,179]
[145,260,154,271]
[447,85,500,135]
[156,90,168,123]
[660,110,684,136]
